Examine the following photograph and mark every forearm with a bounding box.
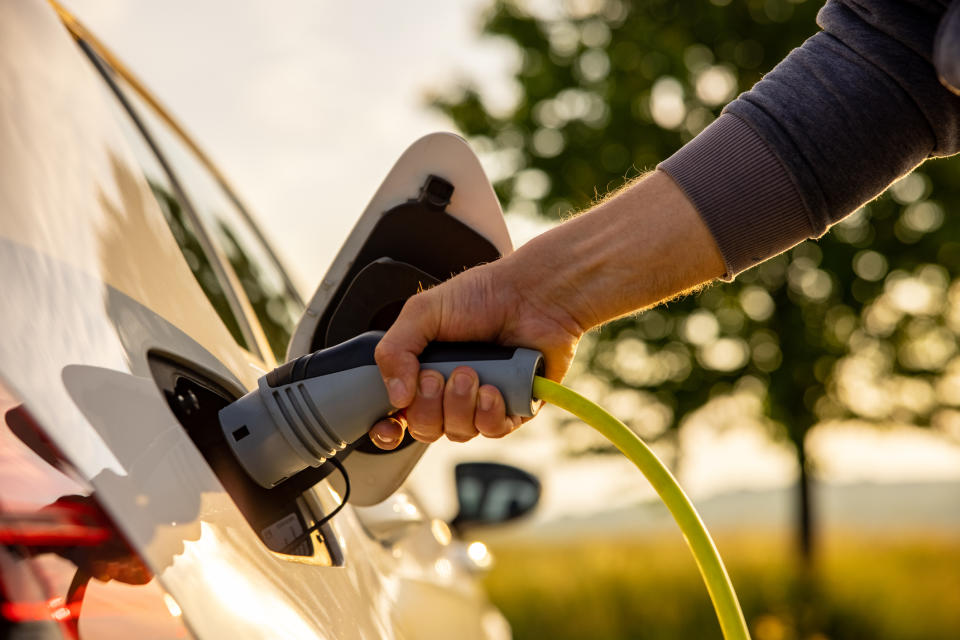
[504,170,725,332]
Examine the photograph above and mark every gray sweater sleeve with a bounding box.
[658,0,960,279]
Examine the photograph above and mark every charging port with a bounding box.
[148,353,342,563]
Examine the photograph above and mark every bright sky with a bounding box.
[61,0,960,522]
[60,0,527,291]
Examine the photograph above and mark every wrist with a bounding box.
[500,226,601,335]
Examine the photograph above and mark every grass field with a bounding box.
[483,531,960,640]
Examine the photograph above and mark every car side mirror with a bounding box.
[451,462,540,530]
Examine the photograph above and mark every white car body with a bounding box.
[0,1,519,638]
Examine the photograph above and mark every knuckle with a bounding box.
[401,292,430,315]
[443,404,476,437]
[444,414,471,434]
[444,407,475,434]
[407,407,442,432]
[477,416,510,438]
[373,340,397,365]
[409,429,440,443]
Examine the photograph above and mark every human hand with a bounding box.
[369,256,586,449]
[369,170,725,449]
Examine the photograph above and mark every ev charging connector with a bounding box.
[219,330,543,489]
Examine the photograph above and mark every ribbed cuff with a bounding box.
[658,114,813,280]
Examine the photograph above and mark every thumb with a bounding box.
[375,292,441,408]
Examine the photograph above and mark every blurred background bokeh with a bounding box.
[65,1,960,638]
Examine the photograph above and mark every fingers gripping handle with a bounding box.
[417,341,545,417]
[219,331,544,488]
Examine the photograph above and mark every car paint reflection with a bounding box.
[0,387,192,638]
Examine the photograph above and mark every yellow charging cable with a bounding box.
[533,376,751,640]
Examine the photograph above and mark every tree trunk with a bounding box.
[797,438,814,565]
[666,426,682,478]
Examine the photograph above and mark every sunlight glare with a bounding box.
[650,77,686,129]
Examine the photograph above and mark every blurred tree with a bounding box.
[432,0,960,563]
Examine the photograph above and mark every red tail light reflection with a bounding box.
[0,383,189,638]
[2,594,79,625]
[0,498,112,547]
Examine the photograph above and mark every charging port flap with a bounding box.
[286,133,513,506]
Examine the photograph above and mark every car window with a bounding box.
[110,80,303,362]
[95,69,253,352]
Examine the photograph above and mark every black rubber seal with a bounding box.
[266,332,382,387]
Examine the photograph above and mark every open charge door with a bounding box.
[287,133,513,505]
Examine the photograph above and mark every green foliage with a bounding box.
[433,0,960,459]
[436,0,822,217]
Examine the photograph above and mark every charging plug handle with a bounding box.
[220,331,544,488]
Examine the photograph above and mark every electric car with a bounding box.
[0,1,540,638]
